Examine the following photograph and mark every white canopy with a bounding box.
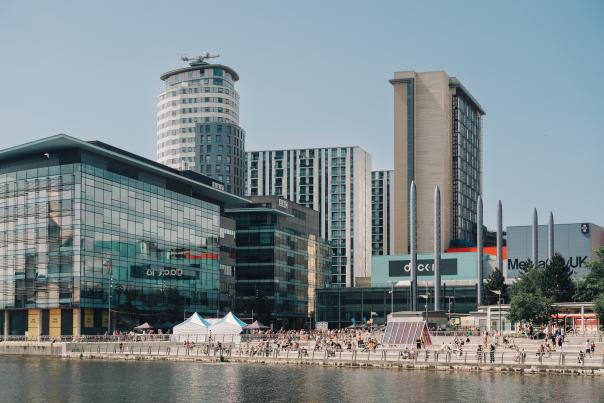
[171,312,247,340]
[209,312,247,336]
[172,312,210,337]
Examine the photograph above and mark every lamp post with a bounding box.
[493,290,503,334]
[446,296,456,327]
[389,281,394,317]
[420,292,431,327]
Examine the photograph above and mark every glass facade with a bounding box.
[316,285,478,329]
[371,170,393,255]
[195,122,245,195]
[452,90,482,246]
[227,196,330,329]
[0,137,243,335]
[246,147,372,288]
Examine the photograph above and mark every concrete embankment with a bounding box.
[0,342,65,356]
[1,341,602,376]
[68,352,603,376]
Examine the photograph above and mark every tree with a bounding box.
[519,259,535,276]
[507,266,552,326]
[483,268,507,305]
[574,247,604,301]
[542,252,575,302]
[508,291,555,325]
[511,265,546,296]
[593,294,604,326]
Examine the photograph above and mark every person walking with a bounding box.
[585,339,592,358]
[489,343,496,364]
[590,340,596,356]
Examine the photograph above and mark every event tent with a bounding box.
[171,312,210,338]
[209,312,247,335]
[135,322,153,330]
[171,312,247,340]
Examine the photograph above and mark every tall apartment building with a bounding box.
[245,147,372,287]
[390,71,485,253]
[371,170,394,255]
[156,55,245,195]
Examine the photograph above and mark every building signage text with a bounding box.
[388,259,458,277]
[130,265,198,280]
[507,256,589,271]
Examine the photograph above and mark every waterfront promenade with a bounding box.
[1,334,602,376]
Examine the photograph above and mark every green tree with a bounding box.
[542,252,575,302]
[511,265,546,295]
[519,259,535,275]
[593,294,604,326]
[508,291,555,325]
[507,266,552,326]
[574,247,604,301]
[483,268,507,305]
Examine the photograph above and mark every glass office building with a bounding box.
[0,135,247,336]
[371,170,394,255]
[245,147,372,288]
[225,196,330,329]
[316,285,478,329]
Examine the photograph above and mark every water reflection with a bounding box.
[0,357,601,402]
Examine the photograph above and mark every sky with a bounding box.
[0,0,602,229]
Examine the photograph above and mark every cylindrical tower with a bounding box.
[548,211,555,261]
[434,186,441,311]
[497,200,503,273]
[410,180,417,312]
[156,55,245,195]
[532,208,538,266]
[477,195,483,306]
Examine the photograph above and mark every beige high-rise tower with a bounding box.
[390,71,485,253]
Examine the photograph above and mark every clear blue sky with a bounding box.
[0,0,602,228]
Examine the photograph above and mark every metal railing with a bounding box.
[65,341,604,370]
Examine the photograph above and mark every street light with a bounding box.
[493,290,503,335]
[388,280,411,320]
[420,292,431,327]
[388,281,395,317]
[446,296,456,327]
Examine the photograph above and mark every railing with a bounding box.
[65,341,604,370]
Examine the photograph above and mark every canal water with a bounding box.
[0,356,602,402]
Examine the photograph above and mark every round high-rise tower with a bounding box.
[156,55,245,195]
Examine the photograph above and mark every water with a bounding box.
[0,356,602,403]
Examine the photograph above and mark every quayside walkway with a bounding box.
[2,332,603,375]
[52,339,602,375]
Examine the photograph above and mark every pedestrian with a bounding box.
[590,340,596,356]
[489,343,495,363]
[585,339,592,358]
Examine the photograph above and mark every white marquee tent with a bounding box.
[171,313,210,339]
[209,312,247,335]
[171,312,247,341]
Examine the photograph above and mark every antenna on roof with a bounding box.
[180,52,220,66]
